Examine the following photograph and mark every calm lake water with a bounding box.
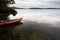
[1,9,60,40]
[10,9,60,40]
[9,9,60,27]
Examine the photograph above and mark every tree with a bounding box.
[0,0,17,21]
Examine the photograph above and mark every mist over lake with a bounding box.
[4,0,60,40]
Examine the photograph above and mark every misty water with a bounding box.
[1,0,60,40]
[7,9,60,40]
[9,9,60,27]
[1,8,60,40]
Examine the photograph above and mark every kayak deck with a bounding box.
[0,18,23,26]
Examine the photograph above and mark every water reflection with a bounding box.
[0,9,60,40]
[17,20,60,40]
[0,20,60,40]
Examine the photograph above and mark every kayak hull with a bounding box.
[0,18,23,26]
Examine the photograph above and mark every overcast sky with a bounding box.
[14,0,60,8]
[15,0,60,2]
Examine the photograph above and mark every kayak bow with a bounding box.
[0,18,23,26]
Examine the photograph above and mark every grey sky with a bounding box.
[15,0,60,4]
[14,0,60,8]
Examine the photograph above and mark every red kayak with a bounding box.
[0,18,23,26]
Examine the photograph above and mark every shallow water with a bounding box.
[1,9,60,40]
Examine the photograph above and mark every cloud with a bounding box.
[13,0,60,8]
